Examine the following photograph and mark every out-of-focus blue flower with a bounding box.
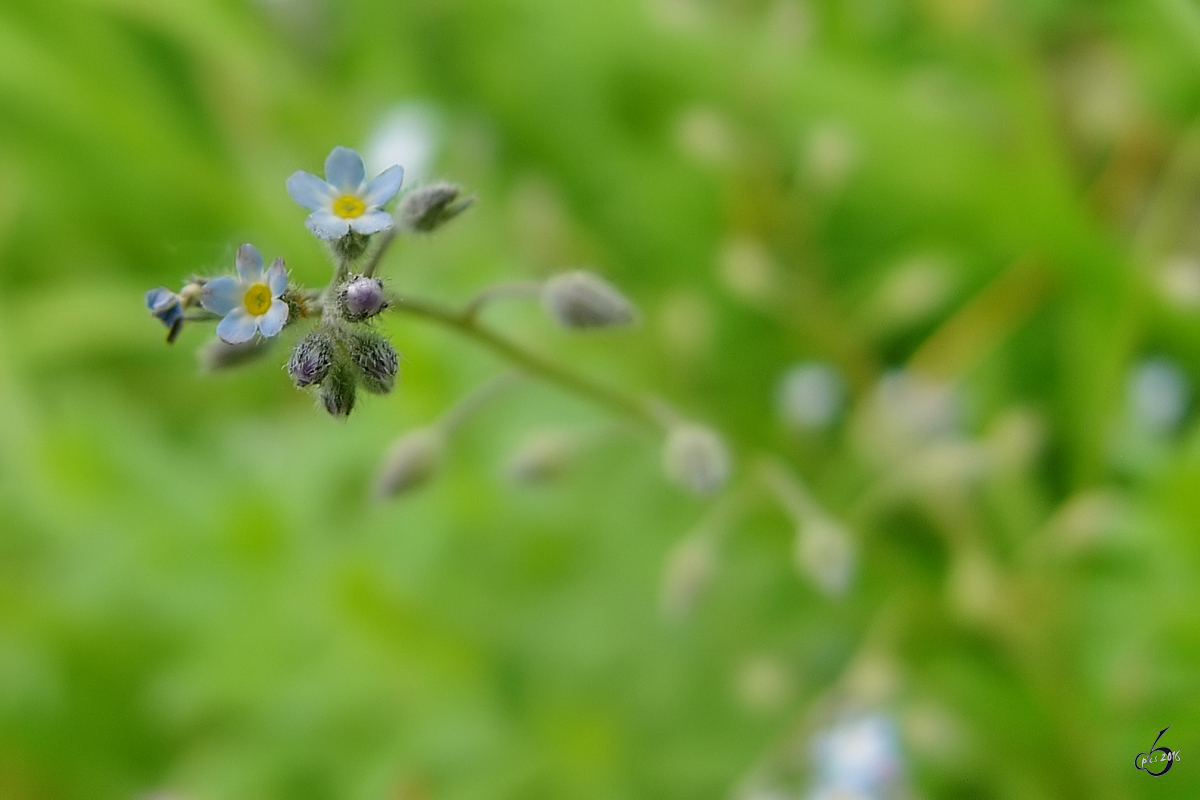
[200,244,289,344]
[807,714,902,800]
[777,362,845,431]
[286,146,404,240]
[1128,357,1190,435]
[145,287,185,343]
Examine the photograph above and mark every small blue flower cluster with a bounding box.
[145,145,417,417]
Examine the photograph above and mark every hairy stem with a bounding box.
[462,280,544,321]
[438,371,522,433]
[387,292,659,427]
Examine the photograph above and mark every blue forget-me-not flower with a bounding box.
[286,146,404,240]
[201,244,289,344]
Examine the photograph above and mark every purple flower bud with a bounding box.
[338,276,388,321]
[287,331,335,388]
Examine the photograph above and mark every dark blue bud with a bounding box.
[145,287,185,344]
[287,331,335,388]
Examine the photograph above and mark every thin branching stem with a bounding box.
[360,226,398,279]
[438,371,522,433]
[462,280,544,321]
[386,292,660,427]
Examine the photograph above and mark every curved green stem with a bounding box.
[387,292,660,427]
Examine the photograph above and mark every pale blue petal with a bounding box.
[145,287,176,312]
[235,243,264,282]
[362,165,404,207]
[324,146,365,192]
[306,211,351,240]
[266,258,288,296]
[348,210,394,235]
[286,171,335,211]
[216,308,258,344]
[200,276,242,315]
[257,299,289,338]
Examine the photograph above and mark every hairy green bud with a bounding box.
[541,271,636,330]
[319,361,357,418]
[375,427,444,497]
[398,183,474,233]
[348,330,400,395]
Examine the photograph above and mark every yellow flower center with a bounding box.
[332,194,366,218]
[243,283,272,316]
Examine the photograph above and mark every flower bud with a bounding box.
[145,287,185,344]
[660,534,716,621]
[286,331,335,387]
[663,423,731,496]
[348,331,400,395]
[199,337,272,372]
[776,362,844,431]
[397,183,474,233]
[337,275,387,321]
[794,516,856,597]
[375,427,444,497]
[541,271,636,330]
[505,431,573,484]
[319,362,357,418]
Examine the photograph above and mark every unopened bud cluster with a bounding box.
[286,275,400,417]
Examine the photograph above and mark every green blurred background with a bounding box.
[2,0,1199,797]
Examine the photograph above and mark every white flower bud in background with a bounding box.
[663,423,731,496]
[198,337,272,372]
[734,655,793,714]
[505,431,574,484]
[397,183,474,233]
[859,252,953,335]
[1045,489,1127,555]
[903,702,967,768]
[659,534,716,621]
[1054,47,1138,149]
[776,361,844,431]
[338,275,387,321]
[854,369,961,467]
[674,105,736,166]
[348,330,400,395]
[541,270,636,330]
[1156,254,1200,311]
[1127,357,1190,435]
[375,427,444,498]
[947,545,1001,625]
[984,406,1045,473]
[802,120,858,191]
[877,370,960,439]
[286,330,334,387]
[657,288,714,363]
[794,516,856,597]
[716,237,777,305]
